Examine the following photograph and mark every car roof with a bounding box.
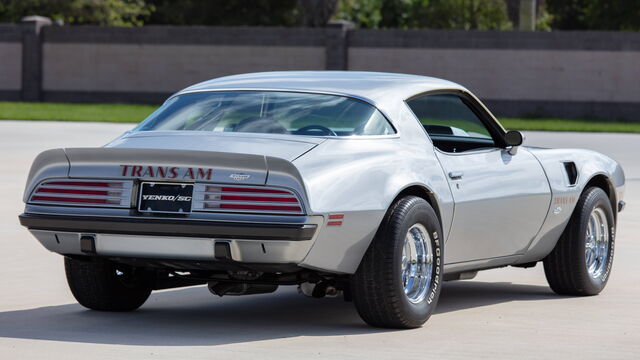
[176,71,467,109]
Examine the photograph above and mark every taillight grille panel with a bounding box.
[29,179,133,207]
[28,179,303,214]
[193,184,304,214]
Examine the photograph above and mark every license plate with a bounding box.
[138,182,193,214]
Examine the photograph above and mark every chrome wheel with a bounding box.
[401,223,433,303]
[585,207,610,278]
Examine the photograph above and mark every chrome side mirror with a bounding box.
[505,130,524,155]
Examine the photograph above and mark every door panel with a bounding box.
[437,148,551,263]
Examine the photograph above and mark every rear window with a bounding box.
[134,91,395,137]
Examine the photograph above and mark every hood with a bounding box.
[106,131,324,161]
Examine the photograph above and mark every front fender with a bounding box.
[518,147,625,263]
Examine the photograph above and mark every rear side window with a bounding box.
[135,91,395,137]
[407,94,493,140]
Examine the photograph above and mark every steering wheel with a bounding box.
[295,125,337,136]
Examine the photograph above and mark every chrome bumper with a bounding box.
[29,230,316,264]
[21,212,323,265]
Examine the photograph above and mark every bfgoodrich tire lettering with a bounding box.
[543,187,615,296]
[65,257,152,311]
[350,196,444,328]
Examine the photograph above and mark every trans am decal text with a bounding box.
[120,165,213,180]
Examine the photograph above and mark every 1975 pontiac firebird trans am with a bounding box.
[19,72,625,328]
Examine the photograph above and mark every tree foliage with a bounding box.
[335,0,512,30]
[0,0,152,26]
[0,0,638,31]
[146,0,300,27]
[547,0,640,31]
[148,0,340,28]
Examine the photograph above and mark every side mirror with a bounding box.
[505,130,523,155]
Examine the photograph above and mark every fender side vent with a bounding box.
[563,162,578,186]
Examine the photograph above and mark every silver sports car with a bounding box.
[19,71,625,328]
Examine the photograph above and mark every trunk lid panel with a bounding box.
[107,131,322,162]
[65,148,269,185]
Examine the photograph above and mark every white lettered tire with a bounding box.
[351,196,444,328]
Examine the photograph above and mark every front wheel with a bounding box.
[351,196,444,328]
[543,187,616,295]
[65,257,152,311]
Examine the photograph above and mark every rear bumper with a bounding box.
[19,213,316,241]
[19,213,321,266]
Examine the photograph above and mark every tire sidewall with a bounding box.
[390,199,444,324]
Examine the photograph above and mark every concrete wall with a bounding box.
[1,23,640,120]
[0,25,22,100]
[349,29,640,120]
[39,26,332,103]
[43,43,324,94]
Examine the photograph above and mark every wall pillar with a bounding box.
[20,16,51,101]
[325,20,354,70]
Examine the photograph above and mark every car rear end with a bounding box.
[19,147,324,275]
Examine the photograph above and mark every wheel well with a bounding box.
[392,185,442,225]
[584,174,617,219]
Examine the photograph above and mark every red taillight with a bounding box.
[194,185,304,214]
[31,196,110,204]
[219,204,302,212]
[327,214,344,226]
[45,181,122,188]
[36,188,110,196]
[217,195,298,203]
[29,180,132,207]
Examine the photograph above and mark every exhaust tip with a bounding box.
[80,234,96,254]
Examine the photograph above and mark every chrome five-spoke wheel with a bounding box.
[585,207,610,278]
[401,223,433,303]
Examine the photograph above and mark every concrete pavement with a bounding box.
[0,121,638,359]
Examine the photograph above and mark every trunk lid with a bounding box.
[106,131,323,162]
[65,147,270,185]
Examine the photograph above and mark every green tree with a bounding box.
[146,0,300,26]
[335,0,511,30]
[334,0,383,28]
[0,0,152,26]
[547,0,640,31]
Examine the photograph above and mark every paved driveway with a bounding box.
[0,121,638,359]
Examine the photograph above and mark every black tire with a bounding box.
[351,196,444,328]
[65,257,152,311]
[543,187,615,296]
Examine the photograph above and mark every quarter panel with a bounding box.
[23,149,70,203]
[295,127,454,273]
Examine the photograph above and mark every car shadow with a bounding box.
[0,281,564,346]
[435,281,563,314]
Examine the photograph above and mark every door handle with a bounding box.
[448,171,464,180]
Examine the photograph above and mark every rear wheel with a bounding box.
[351,196,444,328]
[65,257,152,311]
[543,187,615,295]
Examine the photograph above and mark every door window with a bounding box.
[407,94,497,153]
